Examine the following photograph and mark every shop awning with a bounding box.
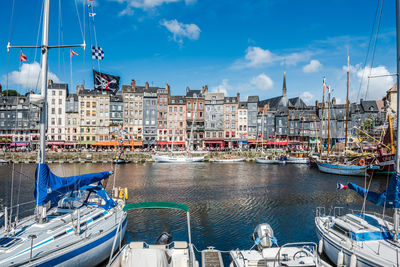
[204,140,224,144]
[10,142,29,147]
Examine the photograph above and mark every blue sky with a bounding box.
[0,0,398,104]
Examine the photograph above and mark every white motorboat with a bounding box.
[209,157,245,162]
[0,1,127,265]
[153,154,204,163]
[108,201,198,267]
[230,223,330,267]
[286,156,310,164]
[255,157,286,164]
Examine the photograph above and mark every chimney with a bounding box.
[201,86,205,93]
[131,79,136,91]
[167,83,170,96]
[204,85,208,93]
[237,92,240,102]
[76,84,84,94]
[48,79,53,87]
[145,81,149,89]
[186,86,190,94]
[332,97,336,105]
[0,83,2,93]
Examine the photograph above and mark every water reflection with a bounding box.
[0,162,389,264]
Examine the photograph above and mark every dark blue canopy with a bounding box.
[348,173,400,209]
[34,163,111,206]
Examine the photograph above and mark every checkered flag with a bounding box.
[91,46,104,60]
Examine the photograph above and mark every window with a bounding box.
[52,99,55,104]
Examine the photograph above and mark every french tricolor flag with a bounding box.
[337,183,348,190]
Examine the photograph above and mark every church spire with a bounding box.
[282,71,287,97]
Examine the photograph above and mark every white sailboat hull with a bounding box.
[152,155,204,163]
[210,158,245,162]
[255,158,286,164]
[0,204,127,266]
[315,214,399,267]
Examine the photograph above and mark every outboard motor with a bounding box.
[252,223,277,251]
[156,232,172,245]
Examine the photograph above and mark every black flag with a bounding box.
[93,70,120,95]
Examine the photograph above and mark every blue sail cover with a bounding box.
[348,173,400,209]
[34,163,111,206]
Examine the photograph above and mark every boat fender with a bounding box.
[318,239,323,255]
[124,187,128,200]
[337,250,344,267]
[358,158,365,166]
[349,254,357,267]
[119,188,125,199]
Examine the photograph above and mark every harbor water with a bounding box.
[0,162,391,265]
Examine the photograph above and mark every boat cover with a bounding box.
[348,172,400,208]
[34,163,111,206]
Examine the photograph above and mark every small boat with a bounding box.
[152,154,204,163]
[0,159,7,165]
[286,156,310,164]
[108,201,198,267]
[230,223,330,267]
[256,156,286,164]
[210,157,245,162]
[316,160,379,176]
[113,158,128,164]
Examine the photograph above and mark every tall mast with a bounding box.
[394,0,400,242]
[327,87,331,156]
[345,56,350,150]
[319,79,326,154]
[39,0,51,164]
[286,109,290,150]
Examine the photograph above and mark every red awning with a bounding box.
[168,142,185,145]
[10,142,29,147]
[204,140,224,144]
[157,141,167,145]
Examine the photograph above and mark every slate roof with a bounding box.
[186,89,203,98]
[239,102,247,109]
[110,95,123,102]
[361,100,379,113]
[67,94,78,101]
[247,96,259,103]
[169,95,186,104]
[224,97,238,103]
[48,83,68,90]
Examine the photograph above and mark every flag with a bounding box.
[91,46,104,60]
[337,183,348,190]
[70,49,78,58]
[20,50,27,62]
[93,70,120,95]
[89,13,96,17]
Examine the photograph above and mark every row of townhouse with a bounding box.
[0,74,390,150]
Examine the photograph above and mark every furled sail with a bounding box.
[34,163,111,206]
[348,173,400,209]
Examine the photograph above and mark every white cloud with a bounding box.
[250,73,274,91]
[160,19,200,43]
[211,79,231,96]
[119,7,134,16]
[300,91,315,104]
[352,65,394,100]
[244,47,275,68]
[303,59,322,73]
[8,62,61,89]
[110,0,192,11]
[233,46,313,69]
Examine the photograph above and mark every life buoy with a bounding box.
[375,159,380,165]
[358,158,365,166]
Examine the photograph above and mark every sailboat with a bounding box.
[0,1,127,265]
[316,68,378,176]
[153,97,204,163]
[315,2,400,265]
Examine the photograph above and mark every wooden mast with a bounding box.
[344,56,350,149]
[319,78,326,154]
[327,86,331,156]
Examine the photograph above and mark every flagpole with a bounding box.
[70,51,73,93]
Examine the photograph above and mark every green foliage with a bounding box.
[2,90,22,96]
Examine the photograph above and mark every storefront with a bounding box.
[204,140,224,150]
